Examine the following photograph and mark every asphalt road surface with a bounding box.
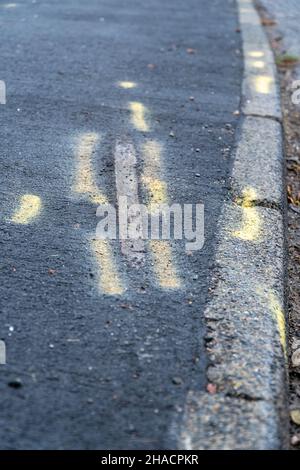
[0,0,242,449]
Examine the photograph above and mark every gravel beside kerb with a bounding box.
[175,0,288,449]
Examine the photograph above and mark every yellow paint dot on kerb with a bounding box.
[149,240,181,289]
[233,187,261,241]
[251,60,265,69]
[253,75,273,94]
[73,132,108,205]
[11,194,41,224]
[248,51,264,58]
[256,286,287,362]
[129,102,149,132]
[90,238,124,295]
[118,81,137,89]
[269,291,287,357]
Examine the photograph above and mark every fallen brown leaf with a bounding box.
[207,383,217,394]
[261,18,277,26]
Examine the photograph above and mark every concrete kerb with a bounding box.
[175,0,288,450]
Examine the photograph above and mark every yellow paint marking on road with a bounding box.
[73,133,124,294]
[73,132,107,205]
[233,187,261,241]
[90,238,124,295]
[253,75,273,94]
[141,140,168,208]
[149,240,181,289]
[141,176,168,208]
[142,140,162,174]
[11,194,41,224]
[141,139,181,289]
[129,102,149,132]
[118,81,137,89]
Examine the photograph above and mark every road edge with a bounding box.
[176,0,289,450]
